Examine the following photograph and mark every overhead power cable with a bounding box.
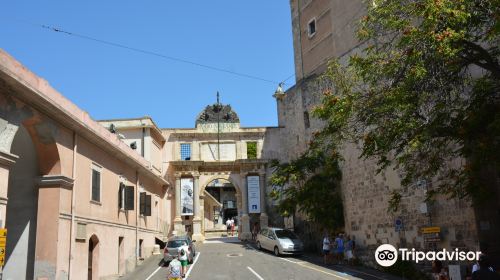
[7,18,293,85]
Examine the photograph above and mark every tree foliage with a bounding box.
[271,0,500,217]
[269,135,344,230]
[316,0,500,206]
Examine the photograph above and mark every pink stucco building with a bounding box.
[0,49,278,279]
[0,50,170,279]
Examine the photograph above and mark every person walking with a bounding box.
[334,233,344,264]
[230,217,235,236]
[322,231,331,265]
[252,222,259,241]
[345,235,354,265]
[167,257,182,280]
[178,241,190,278]
[226,218,231,236]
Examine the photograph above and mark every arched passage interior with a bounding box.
[3,125,38,280]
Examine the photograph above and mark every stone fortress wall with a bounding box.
[274,0,480,266]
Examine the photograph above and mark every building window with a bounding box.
[139,192,152,216]
[180,143,191,160]
[119,183,135,210]
[304,111,310,128]
[308,18,316,37]
[91,164,102,202]
[247,142,257,159]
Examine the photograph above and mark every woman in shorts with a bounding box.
[322,231,331,265]
[178,241,189,278]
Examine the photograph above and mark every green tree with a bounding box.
[270,0,499,222]
[269,131,345,230]
[316,0,500,207]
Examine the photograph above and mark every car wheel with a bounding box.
[274,246,280,256]
[257,241,262,250]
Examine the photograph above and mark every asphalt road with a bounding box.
[131,237,393,280]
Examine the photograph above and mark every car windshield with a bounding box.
[167,240,186,247]
[275,230,298,239]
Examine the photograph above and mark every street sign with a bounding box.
[0,228,6,266]
[422,227,440,234]
[395,218,403,232]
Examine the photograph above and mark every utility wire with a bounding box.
[6,18,293,85]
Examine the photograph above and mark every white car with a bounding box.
[163,235,196,264]
[256,227,303,256]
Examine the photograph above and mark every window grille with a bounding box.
[180,143,191,160]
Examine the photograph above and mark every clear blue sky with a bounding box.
[1,1,295,128]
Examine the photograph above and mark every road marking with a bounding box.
[336,266,386,280]
[247,243,351,279]
[144,252,200,280]
[294,262,350,280]
[247,266,264,280]
[184,252,200,279]
[144,265,162,280]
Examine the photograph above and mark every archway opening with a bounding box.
[204,178,239,233]
[4,125,38,280]
[88,234,99,280]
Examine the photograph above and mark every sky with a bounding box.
[0,1,295,128]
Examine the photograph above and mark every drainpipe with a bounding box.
[141,127,145,158]
[68,132,78,278]
[297,0,304,80]
[136,170,139,265]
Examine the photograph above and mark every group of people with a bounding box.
[226,217,236,236]
[433,254,500,280]
[167,241,190,280]
[322,232,355,265]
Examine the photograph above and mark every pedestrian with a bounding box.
[230,217,235,236]
[472,254,498,280]
[178,241,190,278]
[345,235,354,265]
[322,231,331,265]
[252,222,259,241]
[334,233,344,264]
[167,256,182,280]
[226,218,231,236]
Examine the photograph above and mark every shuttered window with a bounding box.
[91,165,101,202]
[145,195,152,216]
[124,186,134,210]
[139,192,152,216]
[119,183,125,209]
[140,192,146,215]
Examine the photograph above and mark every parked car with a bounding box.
[163,235,196,264]
[256,227,303,256]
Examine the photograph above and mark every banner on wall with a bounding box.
[181,178,194,216]
[247,176,261,213]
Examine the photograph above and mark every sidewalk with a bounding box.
[119,254,163,280]
[245,240,403,280]
[298,251,403,280]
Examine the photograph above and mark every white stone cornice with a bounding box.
[37,175,74,188]
[0,150,18,167]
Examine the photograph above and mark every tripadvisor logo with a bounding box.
[375,244,482,267]
[375,244,398,267]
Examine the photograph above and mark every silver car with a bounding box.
[163,235,196,264]
[256,227,303,256]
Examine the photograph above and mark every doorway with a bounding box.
[204,178,240,233]
[88,235,99,280]
[118,236,124,276]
